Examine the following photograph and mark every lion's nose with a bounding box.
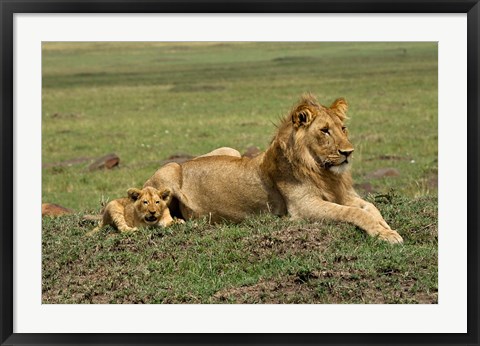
[149,210,156,215]
[339,149,354,157]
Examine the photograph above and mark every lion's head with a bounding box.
[127,186,171,225]
[283,93,354,175]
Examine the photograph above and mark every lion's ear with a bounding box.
[292,108,314,128]
[159,189,171,201]
[127,188,142,201]
[330,98,348,120]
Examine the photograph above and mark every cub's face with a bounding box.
[292,97,354,174]
[127,186,171,225]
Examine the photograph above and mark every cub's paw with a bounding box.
[173,217,186,225]
[377,229,403,244]
[162,217,186,227]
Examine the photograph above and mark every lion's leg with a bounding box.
[158,208,186,227]
[288,198,403,244]
[105,203,137,233]
[158,208,175,227]
[346,196,392,230]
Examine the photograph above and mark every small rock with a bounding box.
[88,153,120,171]
[366,168,400,179]
[42,203,74,217]
[42,157,92,169]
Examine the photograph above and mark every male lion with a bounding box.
[87,186,179,236]
[144,94,403,244]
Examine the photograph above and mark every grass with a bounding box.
[42,42,438,304]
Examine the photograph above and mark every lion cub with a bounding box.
[87,186,179,236]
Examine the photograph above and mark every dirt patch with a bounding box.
[244,227,331,259]
[354,182,377,194]
[213,268,437,304]
[366,167,400,179]
[42,157,93,169]
[42,153,120,170]
[213,275,317,303]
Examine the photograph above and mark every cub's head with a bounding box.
[127,186,171,225]
[290,93,354,174]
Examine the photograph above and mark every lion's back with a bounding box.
[178,155,281,222]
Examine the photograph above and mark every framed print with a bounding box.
[1,1,479,345]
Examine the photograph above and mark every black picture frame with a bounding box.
[1,1,478,345]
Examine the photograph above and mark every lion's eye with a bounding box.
[321,128,329,134]
[143,200,148,205]
[155,201,160,204]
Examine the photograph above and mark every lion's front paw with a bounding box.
[377,229,403,244]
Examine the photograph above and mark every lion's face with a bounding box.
[127,186,171,225]
[291,95,354,174]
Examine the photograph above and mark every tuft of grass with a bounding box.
[42,42,438,304]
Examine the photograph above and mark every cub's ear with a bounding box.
[330,98,348,120]
[159,189,171,201]
[292,108,314,128]
[127,188,142,201]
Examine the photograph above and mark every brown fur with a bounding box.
[144,94,403,243]
[87,186,180,236]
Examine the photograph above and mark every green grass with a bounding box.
[42,42,438,304]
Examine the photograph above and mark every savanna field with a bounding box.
[42,42,438,304]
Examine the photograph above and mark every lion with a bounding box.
[87,186,180,236]
[144,94,403,244]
